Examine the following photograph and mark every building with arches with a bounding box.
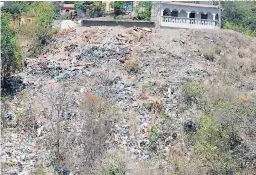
[160,2,219,29]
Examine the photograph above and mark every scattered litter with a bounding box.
[55,165,69,175]
[5,113,15,121]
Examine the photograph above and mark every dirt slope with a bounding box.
[1,26,256,174]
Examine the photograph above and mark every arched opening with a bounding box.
[171,9,178,17]
[215,14,219,20]
[163,8,171,16]
[189,11,196,24]
[179,10,187,18]
[207,12,213,20]
[200,12,208,19]
[189,11,196,18]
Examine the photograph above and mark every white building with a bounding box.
[160,2,219,29]
[0,1,4,8]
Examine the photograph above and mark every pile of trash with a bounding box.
[55,28,76,37]
[82,29,106,44]
[3,26,237,174]
[77,42,130,63]
[116,27,152,45]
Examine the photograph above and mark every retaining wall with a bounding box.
[81,19,155,28]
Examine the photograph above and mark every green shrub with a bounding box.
[65,13,70,19]
[1,1,31,15]
[183,83,205,107]
[111,1,125,16]
[223,22,256,37]
[1,13,22,77]
[124,58,139,74]
[93,150,128,175]
[22,2,55,56]
[194,116,239,174]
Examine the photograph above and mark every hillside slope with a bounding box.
[1,27,256,175]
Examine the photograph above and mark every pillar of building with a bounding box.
[151,1,161,29]
[105,1,111,12]
[187,12,190,18]
[212,14,216,21]
[133,1,137,8]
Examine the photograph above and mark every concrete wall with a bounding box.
[81,19,155,28]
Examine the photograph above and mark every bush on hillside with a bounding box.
[1,13,22,78]
[21,2,55,56]
[194,116,239,174]
[223,22,256,37]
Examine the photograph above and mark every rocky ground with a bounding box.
[1,25,256,174]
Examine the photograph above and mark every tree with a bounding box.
[74,1,105,18]
[1,1,31,15]
[221,1,256,36]
[111,1,126,16]
[135,1,152,21]
[1,13,22,78]
[22,2,55,55]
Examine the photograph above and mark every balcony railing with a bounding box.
[161,16,219,28]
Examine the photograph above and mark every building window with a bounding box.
[163,8,171,16]
[215,14,219,20]
[201,13,208,19]
[171,10,178,17]
[189,13,195,18]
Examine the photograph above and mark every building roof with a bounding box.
[63,4,74,9]
[161,2,218,9]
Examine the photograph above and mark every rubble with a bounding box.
[77,43,130,63]
[4,26,252,174]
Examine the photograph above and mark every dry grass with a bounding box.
[124,58,139,74]
[83,92,103,112]
[92,149,167,175]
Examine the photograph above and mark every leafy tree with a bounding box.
[52,1,62,18]
[221,1,256,36]
[1,13,22,78]
[25,2,54,29]
[111,1,126,16]
[111,1,125,9]
[74,1,84,14]
[1,1,31,15]
[63,1,74,4]
[74,1,105,18]
[135,1,152,21]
